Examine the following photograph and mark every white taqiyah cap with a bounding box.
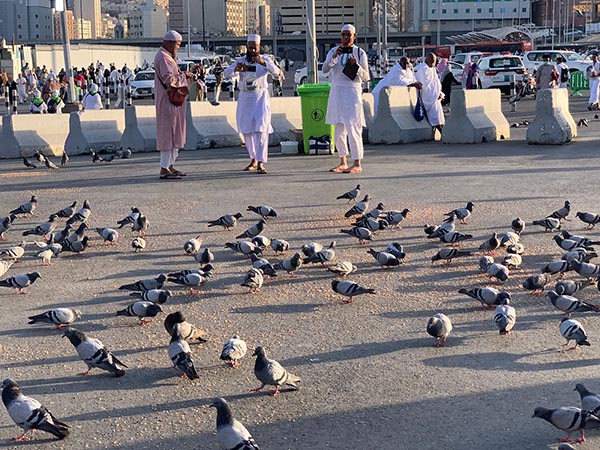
[32,89,41,97]
[247,33,261,43]
[89,83,98,91]
[164,30,183,41]
[341,24,356,33]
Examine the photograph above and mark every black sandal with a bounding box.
[159,172,182,180]
[244,164,258,172]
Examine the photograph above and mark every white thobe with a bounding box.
[589,61,600,106]
[82,92,103,110]
[30,99,47,114]
[16,77,27,102]
[371,63,417,118]
[415,62,444,127]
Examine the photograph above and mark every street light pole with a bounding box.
[306,0,317,84]
[54,0,76,104]
[437,1,441,46]
[186,0,191,57]
[202,0,206,49]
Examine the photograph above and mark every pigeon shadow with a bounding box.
[230,303,323,315]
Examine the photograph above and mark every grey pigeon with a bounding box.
[28,308,81,329]
[117,207,140,229]
[183,235,202,254]
[208,213,243,230]
[66,222,88,243]
[494,298,516,335]
[62,328,127,377]
[547,200,571,221]
[541,260,571,277]
[340,227,373,244]
[195,247,215,265]
[275,252,303,276]
[499,232,520,247]
[364,202,385,219]
[560,318,590,349]
[270,239,289,254]
[532,217,561,232]
[225,241,262,256]
[96,227,119,244]
[546,290,600,317]
[252,346,300,396]
[44,155,60,170]
[479,256,493,274]
[511,217,525,235]
[1,379,69,441]
[301,242,323,257]
[210,397,260,450]
[353,216,389,233]
[367,248,400,268]
[0,272,41,294]
[439,231,473,245]
[576,211,600,229]
[561,231,600,248]
[10,195,38,216]
[563,249,596,265]
[167,323,199,380]
[303,241,336,265]
[250,254,278,278]
[130,289,172,304]
[445,201,474,224]
[336,184,361,203]
[119,274,167,292]
[0,214,16,240]
[66,200,91,225]
[22,156,37,168]
[327,261,358,277]
[431,248,471,264]
[116,301,163,325]
[164,311,208,343]
[479,233,501,254]
[427,215,456,239]
[60,150,69,166]
[424,224,439,236]
[236,220,266,240]
[344,194,370,218]
[167,273,206,294]
[167,265,215,281]
[22,215,58,238]
[241,268,264,293]
[331,280,375,303]
[131,213,149,235]
[571,260,600,279]
[574,384,600,416]
[426,313,452,347]
[54,201,78,220]
[522,273,552,294]
[555,280,593,296]
[532,406,600,444]
[385,208,410,228]
[458,287,510,308]
[386,243,406,261]
[220,335,248,367]
[247,205,277,219]
[554,235,593,252]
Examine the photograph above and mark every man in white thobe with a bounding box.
[415,53,445,133]
[16,73,27,103]
[371,56,421,119]
[588,53,600,111]
[557,57,570,89]
[323,24,370,174]
[224,34,280,175]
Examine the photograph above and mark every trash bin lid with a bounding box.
[297,83,331,95]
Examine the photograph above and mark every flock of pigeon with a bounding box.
[21,147,133,171]
[4,183,600,447]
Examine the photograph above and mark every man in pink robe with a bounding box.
[154,30,192,180]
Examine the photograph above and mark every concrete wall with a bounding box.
[1,113,70,159]
[269,96,302,145]
[526,88,577,145]
[120,105,156,152]
[64,110,126,154]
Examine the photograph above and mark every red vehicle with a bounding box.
[401,41,532,60]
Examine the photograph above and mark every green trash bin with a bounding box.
[297,83,335,155]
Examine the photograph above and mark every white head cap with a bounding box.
[247,34,261,43]
[164,30,183,41]
[341,24,356,34]
[51,89,59,96]
[89,83,98,92]
[32,89,41,97]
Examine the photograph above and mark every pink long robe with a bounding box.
[154,47,189,151]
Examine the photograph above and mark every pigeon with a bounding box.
[532,406,600,443]
[344,194,371,218]
[62,236,90,254]
[574,384,600,416]
[546,290,600,317]
[117,301,163,325]
[426,313,452,347]
[445,201,474,224]
[494,298,516,335]
[303,241,336,265]
[117,207,141,229]
[66,200,91,225]
[36,248,53,266]
[439,231,473,245]
[331,280,375,303]
[167,265,215,281]
[487,263,509,283]
[91,149,104,163]
[352,216,389,233]
[548,201,572,221]
[541,260,571,277]
[131,237,146,252]
[431,248,471,265]
[131,213,149,235]
[571,260,600,279]
[220,335,248,367]
[236,220,266,240]
[0,241,26,262]
[54,201,78,220]
[119,275,167,292]
[183,235,202,254]
[0,260,14,278]
[427,215,456,239]
[66,222,88,243]
[479,256,494,273]
[251,235,271,250]
[0,272,41,294]
[560,318,591,349]
[506,243,525,255]
[336,184,361,203]
[511,217,525,235]
[210,397,260,450]
[561,231,600,248]
[121,147,132,159]
[96,227,119,244]
[364,202,385,219]
[225,241,262,257]
[576,211,600,229]
[555,280,593,296]
[562,248,598,265]
[275,252,303,276]
[241,268,264,293]
[523,273,552,294]
[270,239,289,254]
[164,311,209,343]
[195,247,214,265]
[22,215,58,238]
[554,235,592,252]
[22,156,37,168]
[367,248,400,268]
[578,118,589,127]
[386,243,406,261]
[60,150,69,166]
[502,253,522,270]
[246,205,277,219]
[251,346,300,396]
[0,214,16,241]
[385,208,410,228]
[1,379,70,441]
[208,213,244,230]
[43,155,60,170]
[130,289,172,304]
[340,227,373,244]
[28,308,81,329]
[479,233,501,254]
[53,224,73,244]
[532,217,562,232]
[423,223,439,236]
[250,254,278,278]
[301,242,323,257]
[167,273,207,294]
[458,287,510,308]
[62,328,127,377]
[167,323,199,380]
[499,232,520,247]
[10,195,38,216]
[327,261,358,277]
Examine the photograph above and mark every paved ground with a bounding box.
[1,96,600,450]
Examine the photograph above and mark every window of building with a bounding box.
[466,8,470,13]
[442,8,446,13]
[453,8,458,13]
[488,8,493,12]
[35,14,38,18]
[432,8,436,14]
[522,7,526,12]
[476,19,481,23]
[513,7,516,12]
[477,8,481,13]
[36,24,38,28]
[18,24,21,29]
[500,7,505,13]
[464,20,469,24]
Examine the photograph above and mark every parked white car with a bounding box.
[477,55,526,93]
[452,52,485,66]
[523,50,592,73]
[294,63,331,85]
[131,70,155,99]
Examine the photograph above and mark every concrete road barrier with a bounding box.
[185,101,241,150]
[1,114,70,159]
[526,88,576,145]
[119,105,156,152]
[442,89,510,144]
[64,110,126,154]
[270,97,302,146]
[362,93,375,130]
[368,86,434,144]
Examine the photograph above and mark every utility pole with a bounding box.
[306,0,317,83]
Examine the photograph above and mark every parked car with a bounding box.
[523,50,592,73]
[447,60,463,85]
[452,52,486,66]
[477,55,526,93]
[131,70,155,99]
[205,65,239,92]
[294,62,331,85]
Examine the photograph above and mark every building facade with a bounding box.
[69,0,102,38]
[168,0,246,38]
[128,3,168,38]
[0,0,54,41]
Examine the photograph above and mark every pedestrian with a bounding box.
[188,65,203,101]
[211,57,224,106]
[224,33,281,174]
[465,61,479,90]
[323,24,370,174]
[7,75,17,105]
[16,73,27,103]
[534,54,558,90]
[154,30,192,180]
[587,53,600,111]
[47,89,65,114]
[29,89,48,114]
[81,83,103,110]
[414,53,445,134]
[371,56,421,118]
[556,56,570,89]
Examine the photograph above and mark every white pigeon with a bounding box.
[220,335,248,367]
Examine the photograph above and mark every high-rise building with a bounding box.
[258,2,270,36]
[69,0,102,38]
[168,0,246,38]
[128,3,168,38]
[0,0,54,41]
[53,9,76,40]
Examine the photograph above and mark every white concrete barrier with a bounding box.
[269,97,302,145]
[526,88,577,145]
[119,105,156,152]
[368,86,434,144]
[1,114,70,159]
[64,110,126,154]
[442,89,510,144]
[185,101,241,149]
[362,93,375,130]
